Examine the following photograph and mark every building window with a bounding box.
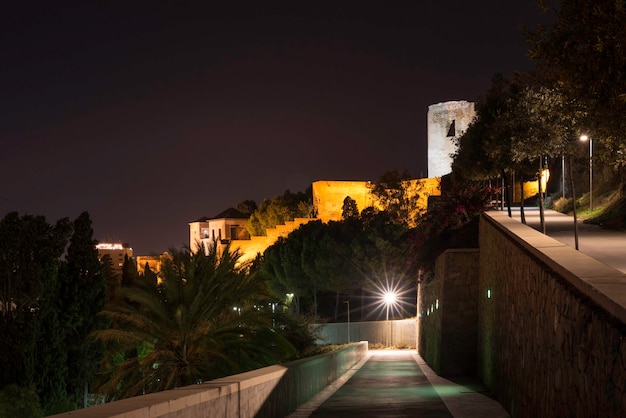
[447,120,456,137]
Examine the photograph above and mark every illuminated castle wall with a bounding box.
[312,180,376,222]
[312,178,440,227]
[191,178,442,264]
[185,99,486,264]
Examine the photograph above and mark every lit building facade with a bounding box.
[189,208,251,255]
[96,242,133,275]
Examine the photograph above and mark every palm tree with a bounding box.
[92,244,295,399]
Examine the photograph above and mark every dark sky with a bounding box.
[1,1,551,255]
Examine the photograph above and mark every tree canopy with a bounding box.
[526,0,626,171]
[368,169,424,227]
[92,245,295,399]
[0,212,105,414]
[245,188,312,236]
[260,170,422,321]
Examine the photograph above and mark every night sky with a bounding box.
[1,1,552,255]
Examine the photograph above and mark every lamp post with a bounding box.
[344,300,350,343]
[383,291,396,347]
[562,154,565,199]
[580,135,593,211]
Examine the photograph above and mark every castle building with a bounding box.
[427,100,476,178]
[188,178,441,264]
[182,99,481,265]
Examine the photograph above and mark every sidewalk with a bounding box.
[288,350,509,418]
[508,208,626,274]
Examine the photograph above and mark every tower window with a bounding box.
[447,120,456,137]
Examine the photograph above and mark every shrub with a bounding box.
[0,384,43,418]
[551,196,574,213]
[409,183,495,275]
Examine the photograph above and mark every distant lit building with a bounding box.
[96,242,133,275]
[189,208,251,255]
[136,252,171,284]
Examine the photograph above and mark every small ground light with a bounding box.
[487,289,491,299]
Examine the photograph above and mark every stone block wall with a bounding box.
[479,212,626,417]
[419,249,479,376]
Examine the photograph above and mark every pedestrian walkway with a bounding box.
[288,350,509,418]
[509,208,626,274]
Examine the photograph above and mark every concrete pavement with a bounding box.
[288,350,509,418]
[506,207,626,274]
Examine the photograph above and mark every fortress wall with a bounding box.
[232,218,315,263]
[312,180,375,222]
[312,178,440,225]
[197,179,441,264]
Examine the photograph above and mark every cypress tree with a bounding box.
[57,212,107,408]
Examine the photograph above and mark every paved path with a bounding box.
[507,208,626,274]
[289,350,509,418]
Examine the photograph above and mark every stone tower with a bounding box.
[427,100,476,178]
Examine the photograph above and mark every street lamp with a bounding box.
[580,135,593,211]
[344,300,350,343]
[383,291,396,347]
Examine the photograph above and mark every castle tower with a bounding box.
[427,100,476,178]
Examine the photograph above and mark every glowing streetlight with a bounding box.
[383,291,396,346]
[580,135,593,211]
[383,291,396,320]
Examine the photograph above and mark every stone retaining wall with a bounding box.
[419,249,479,376]
[47,342,367,418]
[479,212,626,417]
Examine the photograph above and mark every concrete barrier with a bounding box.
[47,341,368,418]
[316,319,417,347]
